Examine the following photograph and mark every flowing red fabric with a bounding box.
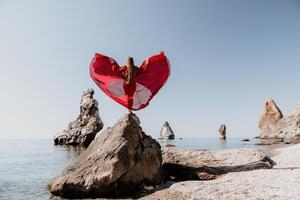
[90,51,170,110]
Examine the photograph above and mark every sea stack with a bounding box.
[53,89,104,147]
[258,99,283,138]
[219,124,226,140]
[160,121,175,139]
[49,113,162,198]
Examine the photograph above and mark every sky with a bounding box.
[1,0,300,139]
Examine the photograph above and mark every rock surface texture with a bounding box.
[162,147,274,181]
[258,99,284,138]
[49,113,162,198]
[277,101,300,143]
[219,124,226,140]
[53,89,103,147]
[160,121,175,139]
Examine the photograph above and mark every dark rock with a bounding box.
[241,139,250,142]
[255,142,272,146]
[49,113,162,198]
[53,89,103,147]
[165,144,176,148]
[255,138,284,145]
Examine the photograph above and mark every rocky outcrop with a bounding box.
[219,124,226,140]
[49,113,162,199]
[277,101,300,143]
[159,121,175,139]
[258,99,284,138]
[162,147,274,181]
[257,99,300,143]
[53,89,103,147]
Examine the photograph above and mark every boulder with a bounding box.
[219,124,226,140]
[53,89,103,147]
[159,121,175,139]
[258,99,284,138]
[162,147,274,181]
[49,113,162,198]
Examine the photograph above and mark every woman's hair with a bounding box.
[125,57,135,83]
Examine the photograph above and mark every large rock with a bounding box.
[49,113,162,198]
[257,100,300,143]
[162,147,274,181]
[258,99,284,138]
[277,101,300,142]
[219,124,226,140]
[54,89,103,147]
[160,121,175,139]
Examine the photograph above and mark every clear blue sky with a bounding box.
[1,0,300,139]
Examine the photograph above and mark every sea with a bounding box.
[0,138,279,200]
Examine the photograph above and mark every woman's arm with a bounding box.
[112,64,126,73]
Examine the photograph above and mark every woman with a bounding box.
[112,57,143,112]
[90,51,170,111]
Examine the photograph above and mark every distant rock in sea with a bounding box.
[219,124,226,140]
[49,113,162,198]
[53,89,104,147]
[160,121,175,139]
[258,99,284,138]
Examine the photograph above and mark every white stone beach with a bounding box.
[142,144,300,200]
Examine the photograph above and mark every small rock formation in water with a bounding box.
[241,139,250,142]
[160,121,175,139]
[258,99,283,138]
[49,113,162,198]
[53,89,104,147]
[219,124,226,140]
[162,147,274,181]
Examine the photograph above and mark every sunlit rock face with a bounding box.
[258,99,284,138]
[277,101,300,143]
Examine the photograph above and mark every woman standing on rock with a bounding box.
[90,51,171,111]
[111,56,143,113]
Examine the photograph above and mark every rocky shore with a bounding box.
[49,112,291,200]
[144,144,300,200]
[49,95,300,200]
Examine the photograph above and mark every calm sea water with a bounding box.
[0,138,264,200]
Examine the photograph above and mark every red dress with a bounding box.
[90,51,170,110]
